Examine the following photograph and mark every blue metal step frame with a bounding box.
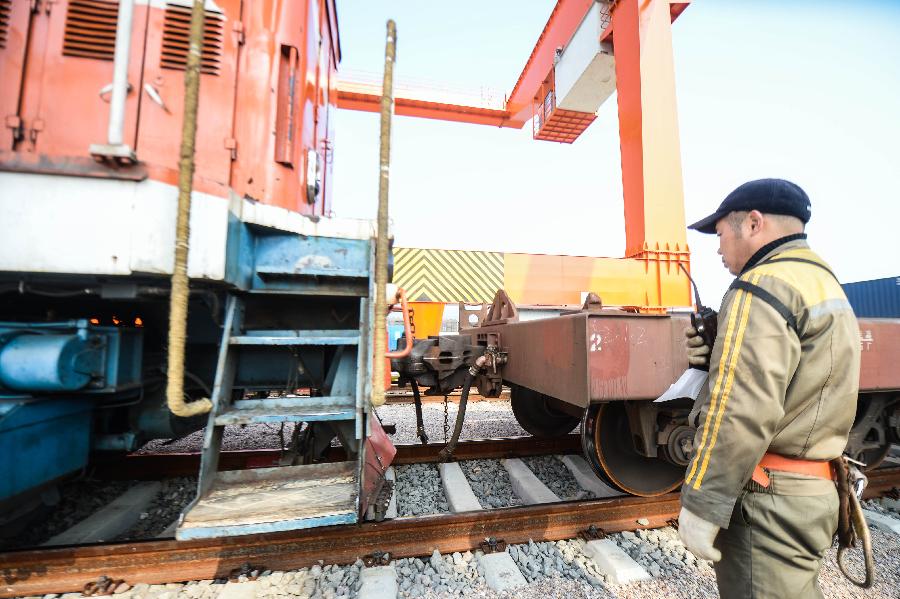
[177,223,376,540]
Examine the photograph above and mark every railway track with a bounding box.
[2,493,680,597]
[3,436,898,598]
[383,390,509,404]
[90,435,582,480]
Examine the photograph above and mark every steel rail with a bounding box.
[89,435,582,479]
[2,468,896,597]
[0,493,680,598]
[383,390,509,403]
[864,464,900,498]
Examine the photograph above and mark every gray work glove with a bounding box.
[684,326,711,368]
[678,506,722,562]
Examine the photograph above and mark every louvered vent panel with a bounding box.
[62,0,119,61]
[0,0,11,49]
[161,3,224,76]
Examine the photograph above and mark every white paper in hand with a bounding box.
[654,368,708,403]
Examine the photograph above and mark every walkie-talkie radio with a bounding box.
[679,264,718,371]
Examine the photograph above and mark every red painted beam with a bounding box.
[335,87,514,127]
[335,1,595,129]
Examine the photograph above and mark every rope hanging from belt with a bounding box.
[832,456,875,588]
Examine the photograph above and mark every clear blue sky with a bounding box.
[332,0,900,302]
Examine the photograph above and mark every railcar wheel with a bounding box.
[581,402,684,496]
[847,397,894,471]
[510,385,580,438]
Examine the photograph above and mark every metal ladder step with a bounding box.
[229,330,360,346]
[214,396,356,426]
[177,461,359,540]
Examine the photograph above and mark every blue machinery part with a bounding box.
[0,333,102,391]
[0,320,142,393]
[0,320,143,504]
[0,398,92,507]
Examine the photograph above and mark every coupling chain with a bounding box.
[443,394,450,442]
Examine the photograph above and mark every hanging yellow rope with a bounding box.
[371,20,397,408]
[165,0,212,417]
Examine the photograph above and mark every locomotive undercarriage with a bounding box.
[0,274,376,523]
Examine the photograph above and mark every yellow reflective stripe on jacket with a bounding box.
[685,276,756,487]
[684,290,745,484]
[692,273,759,488]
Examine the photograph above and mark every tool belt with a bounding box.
[750,452,834,488]
[746,454,873,588]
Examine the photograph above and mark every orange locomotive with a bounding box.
[2,0,336,211]
[0,0,393,539]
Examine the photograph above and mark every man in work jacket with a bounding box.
[677,178,860,598]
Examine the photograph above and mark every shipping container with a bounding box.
[842,276,900,318]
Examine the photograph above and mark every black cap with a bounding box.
[688,178,812,234]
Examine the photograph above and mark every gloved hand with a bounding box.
[678,506,722,562]
[684,326,711,368]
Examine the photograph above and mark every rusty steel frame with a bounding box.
[469,311,691,407]
[4,466,899,598]
[469,311,900,408]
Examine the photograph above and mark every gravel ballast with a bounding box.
[522,455,596,501]
[393,463,449,516]
[376,400,531,445]
[510,539,607,587]
[138,423,298,454]
[117,477,196,540]
[1,477,199,550]
[395,549,486,597]
[615,527,706,579]
[458,459,522,509]
[1,479,132,550]
[135,399,529,454]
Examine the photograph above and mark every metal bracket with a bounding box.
[579,524,606,541]
[473,342,507,398]
[228,563,263,582]
[225,137,237,160]
[5,115,23,142]
[371,480,394,522]
[83,576,125,596]
[28,118,44,143]
[363,550,392,567]
[581,292,603,312]
[481,290,518,326]
[480,537,507,554]
[89,143,137,164]
[458,302,490,331]
[624,401,661,458]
